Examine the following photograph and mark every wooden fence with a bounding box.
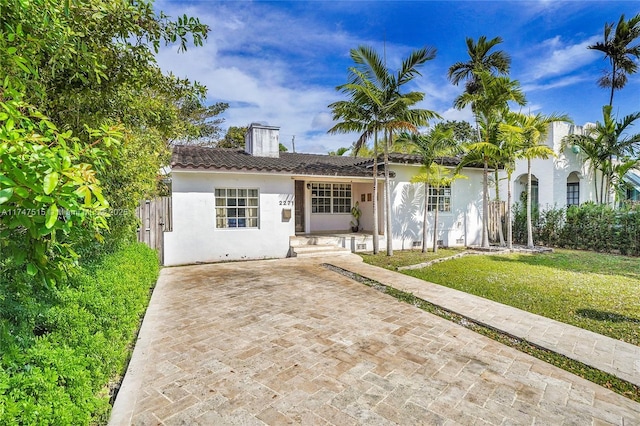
[488,200,506,243]
[136,197,172,264]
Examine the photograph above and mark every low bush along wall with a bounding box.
[0,242,160,425]
[513,202,640,255]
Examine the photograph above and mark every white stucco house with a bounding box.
[164,123,486,266]
[163,121,638,266]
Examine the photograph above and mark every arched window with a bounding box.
[567,172,580,206]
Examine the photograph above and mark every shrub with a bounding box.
[512,201,540,245]
[0,243,159,425]
[514,202,640,256]
[536,205,565,247]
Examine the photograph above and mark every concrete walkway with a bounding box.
[109,256,640,425]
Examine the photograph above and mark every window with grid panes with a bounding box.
[566,182,579,206]
[215,188,259,228]
[332,183,351,213]
[311,183,352,213]
[427,185,451,212]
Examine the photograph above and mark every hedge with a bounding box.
[0,243,159,425]
[513,202,640,256]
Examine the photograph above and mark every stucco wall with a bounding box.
[164,171,295,265]
[308,213,352,232]
[387,164,484,250]
[508,122,596,210]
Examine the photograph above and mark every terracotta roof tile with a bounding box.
[170,146,468,177]
[171,145,382,177]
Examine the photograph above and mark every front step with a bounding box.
[290,244,352,258]
[290,235,350,247]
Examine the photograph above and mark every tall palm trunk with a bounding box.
[600,166,606,205]
[422,183,428,253]
[433,186,440,253]
[593,169,600,204]
[494,169,505,246]
[384,129,393,256]
[609,61,617,107]
[506,171,513,250]
[526,158,534,248]
[372,131,379,254]
[481,158,490,248]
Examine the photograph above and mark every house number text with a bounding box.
[278,194,294,206]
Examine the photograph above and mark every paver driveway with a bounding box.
[110,257,640,425]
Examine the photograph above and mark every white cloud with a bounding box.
[153,1,366,153]
[440,106,474,123]
[522,75,592,92]
[527,35,600,81]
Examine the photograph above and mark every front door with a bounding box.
[295,180,305,233]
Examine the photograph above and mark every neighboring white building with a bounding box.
[508,122,597,210]
[164,123,486,266]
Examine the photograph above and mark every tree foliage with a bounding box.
[0,92,116,286]
[218,126,248,149]
[454,70,526,247]
[1,0,215,278]
[588,13,640,106]
[507,112,571,247]
[335,45,439,256]
[562,106,640,205]
[448,36,511,95]
[398,127,464,253]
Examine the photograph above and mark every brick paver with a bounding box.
[109,257,640,425]
[330,255,640,389]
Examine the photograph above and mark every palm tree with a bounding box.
[589,13,640,107]
[563,106,640,204]
[343,45,439,256]
[448,35,511,96]
[449,36,515,248]
[397,126,461,252]
[612,158,640,203]
[498,114,531,249]
[514,112,571,248]
[415,164,465,253]
[328,79,383,253]
[454,71,526,248]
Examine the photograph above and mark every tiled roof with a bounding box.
[171,146,471,177]
[356,153,463,167]
[171,145,384,177]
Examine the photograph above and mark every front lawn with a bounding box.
[359,248,463,270]
[361,249,640,346]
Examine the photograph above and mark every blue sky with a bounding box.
[156,1,640,153]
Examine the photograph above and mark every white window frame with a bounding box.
[215,188,259,229]
[427,185,452,212]
[311,183,352,214]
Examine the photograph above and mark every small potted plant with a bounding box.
[350,201,361,232]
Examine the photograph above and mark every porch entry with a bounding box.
[296,180,380,234]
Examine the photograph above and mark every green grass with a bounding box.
[359,248,463,270]
[362,248,640,346]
